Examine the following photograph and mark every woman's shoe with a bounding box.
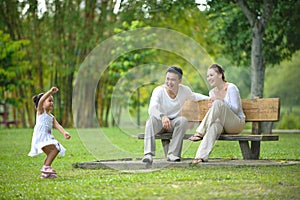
[192,158,207,164]
[188,133,203,142]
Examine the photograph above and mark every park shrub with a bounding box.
[277,112,300,129]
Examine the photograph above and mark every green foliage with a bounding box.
[264,51,300,129]
[264,0,300,64]
[120,0,196,20]
[277,112,300,129]
[206,2,251,66]
[205,0,300,66]
[99,21,157,126]
[265,51,300,107]
[0,30,30,107]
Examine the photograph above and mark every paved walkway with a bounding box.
[72,158,300,172]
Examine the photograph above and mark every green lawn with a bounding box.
[0,128,299,199]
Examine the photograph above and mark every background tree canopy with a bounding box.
[0,0,299,129]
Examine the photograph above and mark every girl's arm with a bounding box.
[53,118,71,139]
[36,87,59,115]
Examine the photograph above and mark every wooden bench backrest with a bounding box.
[181,98,280,122]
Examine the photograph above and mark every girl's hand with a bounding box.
[64,132,71,139]
[50,87,59,94]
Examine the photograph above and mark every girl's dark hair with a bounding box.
[209,64,226,82]
[33,93,44,108]
[166,66,183,79]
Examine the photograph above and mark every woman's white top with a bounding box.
[28,109,66,157]
[209,83,245,119]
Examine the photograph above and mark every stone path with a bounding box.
[72,158,300,172]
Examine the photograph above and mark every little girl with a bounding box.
[28,87,71,179]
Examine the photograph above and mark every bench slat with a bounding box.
[180,98,280,122]
[179,101,201,122]
[241,98,280,121]
[137,133,279,141]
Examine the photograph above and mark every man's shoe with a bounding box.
[167,154,181,162]
[142,154,153,164]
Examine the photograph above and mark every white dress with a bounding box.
[28,110,66,157]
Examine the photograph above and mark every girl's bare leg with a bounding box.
[42,144,59,166]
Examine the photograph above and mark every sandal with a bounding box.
[41,173,57,179]
[41,167,56,174]
[192,158,207,164]
[188,133,203,142]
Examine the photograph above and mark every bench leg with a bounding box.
[238,141,260,159]
[6,123,10,128]
[161,139,170,158]
[250,141,260,159]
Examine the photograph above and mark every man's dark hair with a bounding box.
[166,66,183,79]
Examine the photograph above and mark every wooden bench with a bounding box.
[0,112,19,128]
[138,98,280,160]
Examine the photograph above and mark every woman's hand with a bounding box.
[208,97,215,109]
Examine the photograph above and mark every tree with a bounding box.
[0,0,120,127]
[98,21,156,127]
[0,30,31,125]
[204,0,300,98]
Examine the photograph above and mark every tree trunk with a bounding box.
[105,99,111,127]
[237,0,273,134]
[250,20,265,99]
[97,87,103,127]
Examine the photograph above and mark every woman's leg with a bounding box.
[195,100,225,136]
[195,120,223,161]
[223,111,245,134]
[195,100,245,161]
[42,144,59,166]
[194,101,225,160]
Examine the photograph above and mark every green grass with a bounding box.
[0,128,299,199]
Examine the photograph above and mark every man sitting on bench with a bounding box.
[142,66,209,164]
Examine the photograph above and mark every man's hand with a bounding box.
[162,116,172,129]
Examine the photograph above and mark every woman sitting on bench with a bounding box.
[190,64,245,163]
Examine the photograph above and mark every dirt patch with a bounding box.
[72,158,300,172]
